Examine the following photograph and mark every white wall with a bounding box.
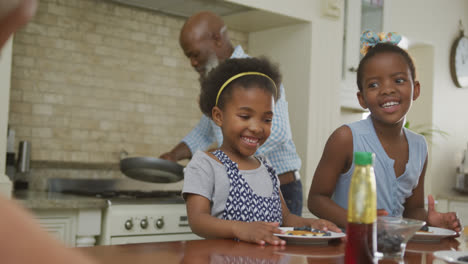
[407,45,435,195]
[0,37,13,197]
[306,17,343,192]
[226,0,316,22]
[248,23,312,186]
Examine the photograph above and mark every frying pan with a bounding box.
[120,157,184,183]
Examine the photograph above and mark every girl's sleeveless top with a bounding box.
[212,150,283,224]
[332,116,427,217]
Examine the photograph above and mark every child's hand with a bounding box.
[307,219,342,233]
[377,209,389,216]
[232,221,286,246]
[427,195,462,233]
[305,219,345,242]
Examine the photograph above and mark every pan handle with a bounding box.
[120,149,129,160]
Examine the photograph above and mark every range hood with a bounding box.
[107,0,252,18]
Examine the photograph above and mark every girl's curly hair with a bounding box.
[199,57,282,117]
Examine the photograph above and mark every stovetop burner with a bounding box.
[63,189,182,199]
[48,178,185,204]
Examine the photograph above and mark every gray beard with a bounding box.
[204,55,219,78]
[198,54,219,84]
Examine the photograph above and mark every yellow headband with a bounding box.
[215,72,277,106]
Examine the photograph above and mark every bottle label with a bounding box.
[347,166,377,224]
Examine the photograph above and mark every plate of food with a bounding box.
[433,250,468,263]
[274,227,345,245]
[410,225,457,242]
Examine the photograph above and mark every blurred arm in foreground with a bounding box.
[0,1,97,263]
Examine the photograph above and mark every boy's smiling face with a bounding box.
[357,52,420,126]
[212,85,274,159]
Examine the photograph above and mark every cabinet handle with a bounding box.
[348,67,358,73]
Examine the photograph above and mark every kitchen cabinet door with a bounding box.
[34,210,77,247]
[448,201,468,229]
[436,198,468,230]
[33,208,102,247]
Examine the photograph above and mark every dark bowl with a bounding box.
[377,216,426,259]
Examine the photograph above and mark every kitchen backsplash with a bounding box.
[8,0,248,165]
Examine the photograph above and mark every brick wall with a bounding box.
[9,0,248,164]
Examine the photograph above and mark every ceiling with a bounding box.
[107,0,307,32]
[107,0,252,18]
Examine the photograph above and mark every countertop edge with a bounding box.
[14,190,108,210]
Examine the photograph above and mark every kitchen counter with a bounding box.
[14,190,106,247]
[437,192,468,202]
[77,237,467,264]
[436,194,468,232]
[14,190,107,209]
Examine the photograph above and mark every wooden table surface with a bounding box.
[78,237,467,264]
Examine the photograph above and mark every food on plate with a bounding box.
[285,226,331,237]
[377,229,404,254]
[285,230,327,237]
[418,225,432,233]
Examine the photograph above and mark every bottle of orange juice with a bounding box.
[345,152,377,264]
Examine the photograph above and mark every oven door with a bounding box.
[99,203,202,245]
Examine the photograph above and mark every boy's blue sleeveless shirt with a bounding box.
[332,116,427,217]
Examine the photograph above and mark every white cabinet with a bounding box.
[436,197,468,229]
[33,208,101,247]
[341,0,385,110]
[34,210,77,246]
[449,201,468,227]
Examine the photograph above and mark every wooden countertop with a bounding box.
[14,190,107,209]
[78,237,467,264]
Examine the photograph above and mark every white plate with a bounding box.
[410,226,457,242]
[275,251,344,258]
[274,227,345,245]
[433,250,468,263]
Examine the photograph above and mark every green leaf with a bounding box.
[405,122,449,144]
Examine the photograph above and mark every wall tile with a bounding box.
[9,0,248,170]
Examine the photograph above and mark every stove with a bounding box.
[48,178,201,245]
[62,189,184,202]
[99,202,200,245]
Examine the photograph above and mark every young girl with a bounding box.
[308,31,461,232]
[182,57,340,245]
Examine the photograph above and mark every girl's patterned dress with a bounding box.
[212,150,283,224]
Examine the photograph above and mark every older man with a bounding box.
[160,11,303,216]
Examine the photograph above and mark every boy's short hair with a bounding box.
[356,43,416,92]
[199,57,282,117]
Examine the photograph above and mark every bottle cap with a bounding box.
[354,152,374,165]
